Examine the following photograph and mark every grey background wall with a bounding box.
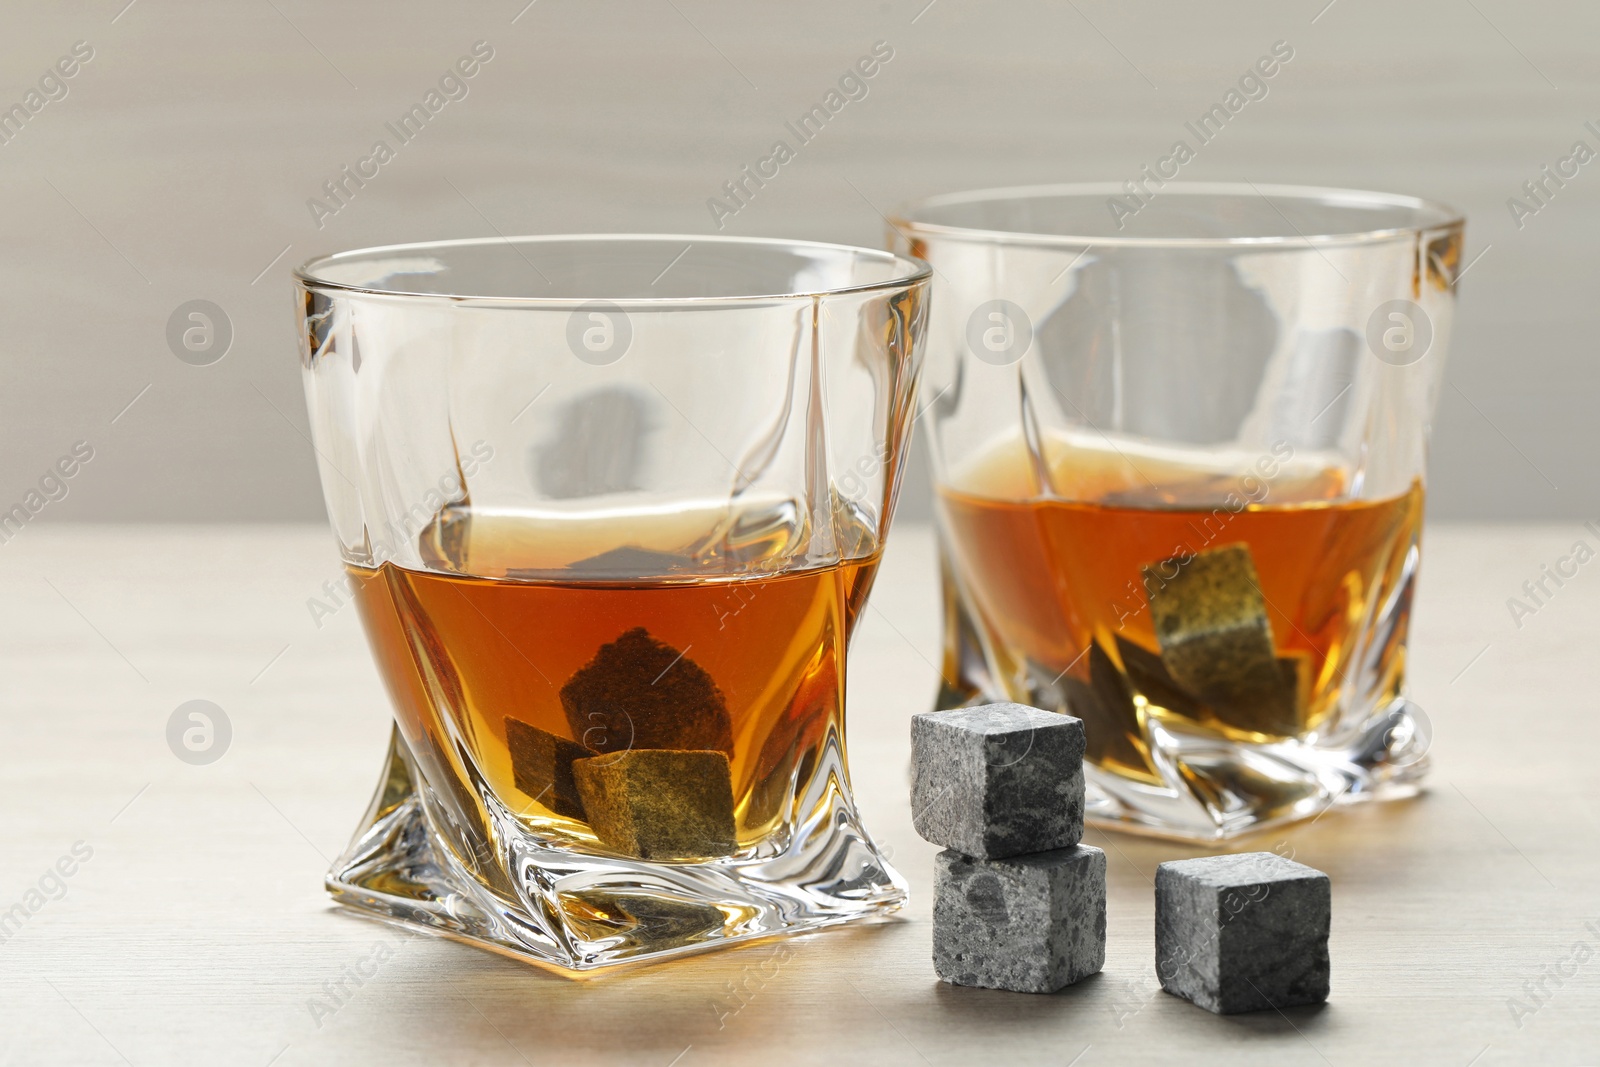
[2,0,1593,524]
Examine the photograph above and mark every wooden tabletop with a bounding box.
[1,522,1594,1065]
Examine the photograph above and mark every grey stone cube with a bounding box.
[1155,852,1331,1014]
[911,703,1086,859]
[933,846,1106,994]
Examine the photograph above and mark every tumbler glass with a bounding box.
[293,235,929,970]
[892,183,1463,840]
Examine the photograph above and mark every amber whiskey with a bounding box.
[937,435,1423,783]
[347,505,879,858]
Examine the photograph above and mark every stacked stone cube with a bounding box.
[910,703,1105,993]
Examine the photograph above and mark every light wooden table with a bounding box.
[1,523,1595,1065]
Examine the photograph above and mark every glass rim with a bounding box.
[293,233,932,305]
[891,181,1465,250]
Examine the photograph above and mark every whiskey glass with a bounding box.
[293,235,929,970]
[892,183,1463,840]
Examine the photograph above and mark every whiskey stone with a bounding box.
[911,703,1086,859]
[934,846,1106,993]
[1155,852,1331,1014]
[1062,642,1151,777]
[560,627,733,755]
[1277,653,1309,716]
[504,718,594,819]
[1141,543,1300,736]
[1114,635,1203,720]
[572,749,737,860]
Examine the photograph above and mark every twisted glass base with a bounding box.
[326,729,907,973]
[1080,697,1431,841]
